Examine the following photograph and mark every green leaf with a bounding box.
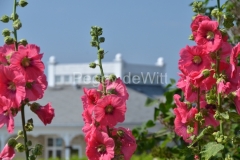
[145,120,155,128]
[201,142,224,160]
[228,112,240,122]
[189,127,212,148]
[154,107,160,120]
[164,91,174,105]
[170,78,176,85]
[220,111,229,120]
[145,98,158,107]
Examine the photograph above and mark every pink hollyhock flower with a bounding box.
[200,101,219,127]
[191,14,211,38]
[218,42,232,72]
[173,94,198,143]
[230,43,240,78]
[0,144,15,160]
[0,96,12,114]
[25,74,47,101]
[113,127,136,160]
[30,103,55,125]
[10,44,44,80]
[0,44,15,65]
[0,66,25,107]
[86,130,114,160]
[81,88,101,114]
[99,78,129,101]
[178,45,210,75]
[94,95,126,127]
[0,111,14,133]
[217,80,231,95]
[195,20,222,53]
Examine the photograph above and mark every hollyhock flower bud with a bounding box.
[4,36,14,45]
[109,74,117,82]
[89,62,97,68]
[32,144,43,156]
[10,13,19,21]
[2,29,11,37]
[30,103,55,125]
[99,37,105,43]
[201,69,210,78]
[13,19,22,30]
[19,39,28,46]
[0,15,10,23]
[15,143,25,152]
[18,0,28,7]
[7,138,18,148]
[90,41,98,47]
[0,144,15,159]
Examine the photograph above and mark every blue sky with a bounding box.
[0,0,221,81]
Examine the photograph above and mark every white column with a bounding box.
[64,134,71,160]
[48,56,57,88]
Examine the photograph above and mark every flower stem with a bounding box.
[21,104,29,159]
[13,0,18,51]
[96,36,106,95]
[197,87,201,160]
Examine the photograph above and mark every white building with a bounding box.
[0,54,166,160]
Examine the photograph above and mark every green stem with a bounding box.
[217,0,220,10]
[21,104,29,159]
[197,87,201,160]
[13,0,18,51]
[96,35,106,95]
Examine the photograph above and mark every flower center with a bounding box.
[26,82,34,89]
[105,105,114,114]
[206,31,214,40]
[8,82,16,91]
[21,57,31,67]
[192,56,202,64]
[97,144,106,153]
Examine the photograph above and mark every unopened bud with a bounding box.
[8,138,18,147]
[188,34,194,40]
[4,36,14,45]
[95,75,101,82]
[97,27,103,36]
[28,155,36,160]
[0,15,9,23]
[19,39,28,46]
[187,125,194,134]
[2,29,11,37]
[11,13,19,20]
[18,0,28,7]
[98,48,104,54]
[18,130,24,137]
[27,140,32,146]
[32,144,43,156]
[90,41,98,47]
[13,19,22,30]
[202,69,210,78]
[15,143,25,152]
[99,37,105,43]
[89,62,97,68]
[109,74,117,82]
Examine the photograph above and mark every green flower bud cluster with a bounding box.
[195,112,205,125]
[8,138,18,148]
[25,118,34,132]
[18,0,28,7]
[212,131,228,143]
[90,26,105,47]
[206,87,217,104]
[223,13,234,29]
[16,143,25,152]
[89,62,97,68]
[211,9,222,19]
[98,48,104,59]
[191,1,205,13]
[31,144,43,156]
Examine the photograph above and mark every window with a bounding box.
[64,75,70,83]
[46,137,64,159]
[55,75,61,83]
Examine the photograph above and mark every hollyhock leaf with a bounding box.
[159,103,168,114]
[170,78,176,85]
[145,120,155,128]
[228,112,240,122]
[220,111,229,120]
[200,142,224,160]
[145,98,158,107]
[189,127,211,148]
[154,107,160,121]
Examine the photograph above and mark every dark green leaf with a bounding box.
[154,107,160,120]
[170,78,176,85]
[145,120,155,128]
